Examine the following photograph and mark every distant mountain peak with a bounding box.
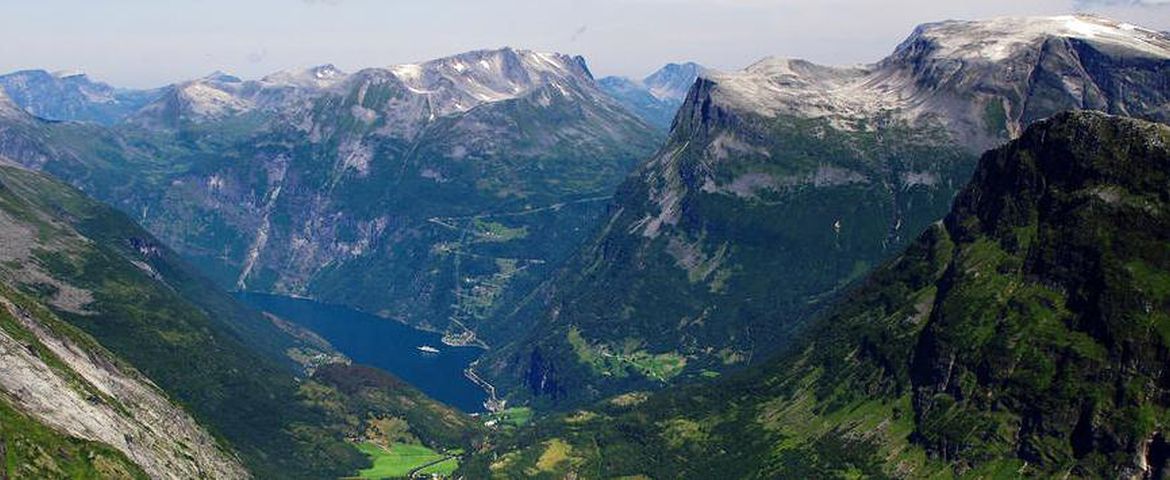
[896,14,1170,63]
[700,14,1170,150]
[312,63,342,79]
[128,47,609,128]
[260,63,347,88]
[598,62,706,129]
[381,47,601,116]
[51,69,87,80]
[0,70,157,124]
[642,62,706,101]
[201,70,242,83]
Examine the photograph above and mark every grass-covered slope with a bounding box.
[0,56,663,350]
[0,398,148,480]
[482,94,975,407]
[0,161,482,478]
[465,112,1170,478]
[479,16,1170,408]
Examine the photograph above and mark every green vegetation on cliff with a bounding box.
[0,399,148,480]
[0,163,481,478]
[465,112,1170,479]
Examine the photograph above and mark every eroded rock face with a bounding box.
[0,48,662,350]
[0,295,249,480]
[466,112,1170,480]
[600,62,707,129]
[0,70,159,125]
[483,15,1170,407]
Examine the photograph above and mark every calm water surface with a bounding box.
[239,293,488,413]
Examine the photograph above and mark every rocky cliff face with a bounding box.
[483,15,1170,407]
[0,49,661,349]
[600,62,706,129]
[0,161,252,478]
[466,111,1170,480]
[0,70,159,125]
[0,290,248,479]
[0,160,381,479]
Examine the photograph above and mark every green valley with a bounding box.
[462,112,1170,479]
[0,10,1168,480]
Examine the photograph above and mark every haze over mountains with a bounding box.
[0,47,664,350]
[477,13,1170,408]
[0,11,1168,480]
[0,70,158,124]
[599,62,706,129]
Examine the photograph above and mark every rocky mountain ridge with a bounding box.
[600,62,706,128]
[0,48,662,351]
[0,70,159,125]
[480,14,1170,408]
[466,110,1170,479]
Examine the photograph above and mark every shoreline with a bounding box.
[464,363,505,413]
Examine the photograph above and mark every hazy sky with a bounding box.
[3,0,1170,88]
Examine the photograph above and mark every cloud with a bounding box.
[570,25,588,42]
[301,0,343,5]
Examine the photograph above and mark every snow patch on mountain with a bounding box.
[703,15,1170,132]
[261,64,347,89]
[644,62,707,101]
[178,82,253,117]
[383,48,594,116]
[905,15,1170,63]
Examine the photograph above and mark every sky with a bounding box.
[2,0,1170,88]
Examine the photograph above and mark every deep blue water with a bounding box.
[238,293,488,413]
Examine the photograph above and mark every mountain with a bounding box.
[465,111,1170,479]
[0,48,662,351]
[127,67,347,129]
[0,156,481,478]
[599,62,705,129]
[477,15,1170,408]
[0,70,159,124]
[643,62,706,101]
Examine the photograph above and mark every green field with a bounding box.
[489,406,534,429]
[417,457,459,476]
[354,442,458,479]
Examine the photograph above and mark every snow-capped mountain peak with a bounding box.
[261,64,347,88]
[896,14,1170,63]
[698,14,1170,146]
[201,71,243,83]
[379,47,598,116]
[643,62,706,101]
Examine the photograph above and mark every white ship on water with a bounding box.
[417,345,440,354]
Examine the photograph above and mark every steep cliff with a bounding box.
[466,110,1170,479]
[483,15,1170,406]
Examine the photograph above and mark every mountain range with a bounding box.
[599,62,706,129]
[0,70,159,125]
[0,12,1168,480]
[476,14,1170,408]
[0,48,663,351]
[468,110,1170,479]
[0,156,481,479]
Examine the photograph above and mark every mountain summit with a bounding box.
[600,62,707,129]
[480,14,1170,408]
[471,109,1170,479]
[707,14,1170,149]
[0,47,662,354]
[0,70,159,124]
[643,62,706,101]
